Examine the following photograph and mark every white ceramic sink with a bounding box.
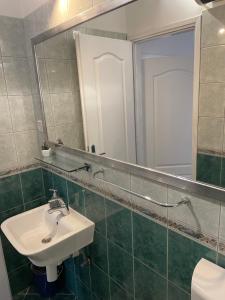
[1,204,94,282]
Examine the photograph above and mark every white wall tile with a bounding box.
[0,133,18,171]
[198,117,224,152]
[3,57,32,96]
[0,16,26,58]
[0,96,12,134]
[14,130,39,166]
[199,83,225,118]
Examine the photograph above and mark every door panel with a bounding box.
[144,57,193,177]
[75,32,136,163]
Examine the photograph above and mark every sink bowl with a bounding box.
[1,204,95,281]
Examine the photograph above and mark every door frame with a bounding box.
[133,16,201,180]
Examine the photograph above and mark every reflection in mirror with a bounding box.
[35,0,198,182]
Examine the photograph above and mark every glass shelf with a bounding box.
[35,155,90,173]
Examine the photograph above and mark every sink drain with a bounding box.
[42,237,52,243]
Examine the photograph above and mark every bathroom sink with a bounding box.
[1,204,94,281]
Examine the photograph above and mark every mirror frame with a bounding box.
[31,0,225,202]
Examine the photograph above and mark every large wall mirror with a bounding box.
[34,0,218,188]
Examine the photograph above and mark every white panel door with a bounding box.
[143,56,193,177]
[75,32,136,163]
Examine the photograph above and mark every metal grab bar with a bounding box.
[93,169,190,208]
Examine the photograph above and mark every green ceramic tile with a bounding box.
[24,197,46,211]
[0,204,24,223]
[13,295,25,300]
[90,264,110,300]
[168,282,190,300]
[220,157,225,188]
[134,258,167,300]
[196,153,221,186]
[133,212,167,276]
[64,268,76,295]
[0,174,23,212]
[67,180,85,214]
[52,173,68,204]
[20,169,45,203]
[106,200,132,253]
[77,280,92,300]
[108,241,134,294]
[75,250,91,289]
[23,295,42,300]
[217,253,225,268]
[89,231,108,273]
[110,279,134,300]
[1,233,28,273]
[9,264,32,295]
[168,230,216,292]
[52,295,75,300]
[64,257,74,273]
[85,190,106,236]
[42,169,53,199]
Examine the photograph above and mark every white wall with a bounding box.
[20,0,48,18]
[126,0,202,39]
[0,0,48,18]
[85,6,127,33]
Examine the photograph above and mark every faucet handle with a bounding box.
[49,189,58,199]
[48,198,67,209]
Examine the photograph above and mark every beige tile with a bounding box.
[168,188,220,244]
[51,92,75,125]
[0,16,26,58]
[198,116,224,152]
[202,6,225,47]
[0,133,18,172]
[0,96,12,134]
[45,59,73,93]
[55,122,78,148]
[8,96,36,132]
[131,175,168,219]
[14,130,39,167]
[3,57,32,96]
[42,93,54,128]
[199,83,225,117]
[33,3,50,35]
[68,0,92,19]
[37,59,49,94]
[47,126,57,142]
[222,123,225,153]
[38,32,69,59]
[200,46,225,83]
[0,61,7,96]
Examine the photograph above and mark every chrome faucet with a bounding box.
[48,189,69,216]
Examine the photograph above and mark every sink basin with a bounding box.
[1,204,94,281]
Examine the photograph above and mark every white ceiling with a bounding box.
[0,0,48,18]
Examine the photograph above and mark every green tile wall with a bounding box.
[0,167,46,296]
[42,169,225,300]
[197,153,222,186]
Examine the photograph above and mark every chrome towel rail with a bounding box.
[93,169,190,208]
